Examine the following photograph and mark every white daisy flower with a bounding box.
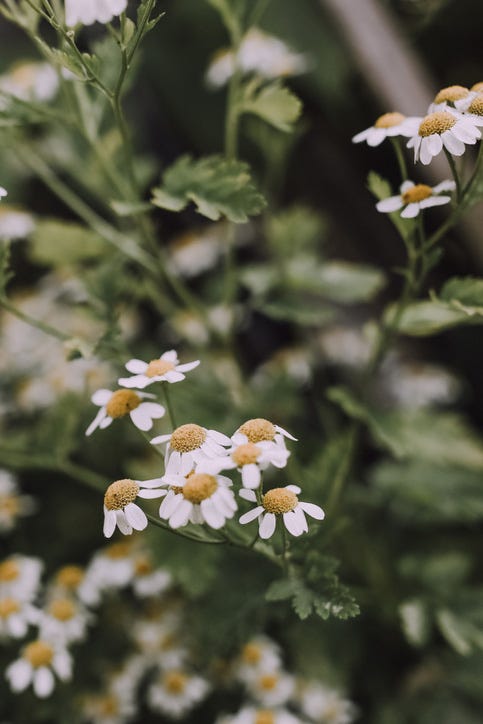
[0,205,35,240]
[65,0,127,27]
[152,423,231,476]
[298,682,357,724]
[428,85,470,113]
[6,639,72,698]
[0,62,58,104]
[376,180,456,218]
[158,471,237,530]
[454,93,483,128]
[131,554,172,598]
[132,614,187,668]
[203,441,290,490]
[232,418,297,450]
[236,636,282,684]
[167,226,226,278]
[103,478,165,538]
[82,687,137,724]
[218,706,303,724]
[78,541,136,605]
[239,486,325,540]
[147,668,210,719]
[33,597,91,645]
[0,187,7,199]
[0,470,36,534]
[352,112,421,147]
[0,596,36,639]
[118,349,200,389]
[49,565,85,598]
[85,388,165,436]
[407,109,481,165]
[0,555,43,603]
[247,670,295,708]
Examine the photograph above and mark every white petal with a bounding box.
[124,503,148,531]
[151,433,171,445]
[130,406,155,431]
[419,196,451,209]
[169,499,192,528]
[419,138,434,165]
[286,485,301,494]
[138,477,166,488]
[85,407,107,436]
[200,498,225,528]
[427,134,443,156]
[208,430,232,446]
[432,180,456,193]
[115,510,132,535]
[160,491,183,518]
[91,389,112,405]
[125,358,148,373]
[138,488,164,499]
[239,488,257,501]
[366,128,386,147]
[452,122,480,142]
[401,203,420,218]
[103,509,117,538]
[299,501,325,520]
[176,360,200,372]
[275,425,297,441]
[138,402,165,418]
[283,509,306,536]
[52,651,72,680]
[352,128,370,144]
[99,415,113,430]
[442,131,465,156]
[376,196,404,213]
[33,667,54,698]
[259,512,277,539]
[6,659,32,691]
[241,464,261,489]
[164,370,185,383]
[161,350,178,362]
[239,506,264,524]
[400,180,415,193]
[118,374,150,389]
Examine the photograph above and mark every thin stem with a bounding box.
[281,524,289,575]
[0,297,70,342]
[247,0,272,27]
[444,149,462,202]
[162,383,177,429]
[390,138,408,182]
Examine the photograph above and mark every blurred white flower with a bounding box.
[218,706,304,724]
[239,486,324,539]
[235,636,282,684]
[147,668,210,719]
[382,360,461,409]
[131,554,172,598]
[376,180,455,218]
[78,541,136,604]
[118,349,200,389]
[247,670,295,708]
[33,597,91,645]
[0,596,37,639]
[298,681,357,724]
[0,205,35,240]
[0,555,43,603]
[0,62,58,104]
[0,471,36,534]
[65,0,127,27]
[6,639,72,698]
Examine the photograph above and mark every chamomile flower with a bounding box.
[454,93,483,127]
[239,486,325,539]
[132,614,187,668]
[217,707,304,724]
[131,554,172,598]
[159,471,237,530]
[407,109,481,164]
[85,388,165,436]
[0,205,35,240]
[0,471,35,534]
[118,350,200,389]
[247,670,295,708]
[0,596,36,639]
[236,636,282,684]
[0,555,43,602]
[376,180,456,218]
[0,62,58,104]
[152,423,231,475]
[82,687,137,724]
[204,441,290,490]
[79,541,136,604]
[147,668,210,719]
[65,0,127,27]
[232,418,297,449]
[429,85,470,112]
[352,112,420,147]
[33,597,91,645]
[103,478,165,538]
[50,565,85,598]
[6,639,72,698]
[298,682,357,724]
[0,187,7,200]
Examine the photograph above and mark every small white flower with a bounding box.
[0,555,43,603]
[159,471,237,530]
[454,92,483,128]
[0,470,36,534]
[79,541,136,604]
[0,62,58,104]
[152,423,231,476]
[118,349,200,389]
[232,418,297,449]
[318,326,372,369]
[235,636,282,684]
[147,668,210,719]
[0,596,36,639]
[85,388,165,436]
[132,614,187,668]
[33,597,91,645]
[131,554,172,598]
[65,0,127,27]
[167,227,225,278]
[6,639,72,698]
[298,682,357,724]
[428,85,470,113]
[239,486,325,539]
[0,187,7,200]
[0,206,35,240]
[103,478,165,538]
[218,707,303,724]
[407,109,481,164]
[203,441,290,490]
[352,112,420,147]
[247,670,295,708]
[376,180,456,219]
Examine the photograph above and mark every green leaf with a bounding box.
[436,609,473,656]
[265,205,327,257]
[110,200,152,217]
[287,260,386,303]
[256,295,333,326]
[241,79,302,132]
[28,219,107,266]
[392,299,483,336]
[151,155,266,223]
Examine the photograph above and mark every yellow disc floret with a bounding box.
[105,541,134,559]
[0,597,20,618]
[164,671,188,694]
[55,565,84,589]
[170,424,206,452]
[106,390,141,419]
[0,560,19,582]
[255,712,275,724]
[24,640,54,668]
[232,442,261,466]
[135,556,153,576]
[434,85,469,104]
[471,82,483,92]
[262,488,298,515]
[468,95,483,117]
[259,674,278,691]
[239,418,276,443]
[182,474,217,504]
[104,479,139,511]
[419,111,456,137]
[0,496,20,517]
[242,643,262,664]
[402,184,433,204]
[145,359,175,377]
[48,598,76,622]
[374,112,405,129]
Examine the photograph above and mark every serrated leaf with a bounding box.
[151,155,266,223]
[241,79,302,132]
[265,578,296,601]
[29,219,107,266]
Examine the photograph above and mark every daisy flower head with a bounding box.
[147,668,210,719]
[429,85,470,112]
[0,555,43,602]
[0,470,35,534]
[51,565,85,598]
[79,541,136,604]
[0,61,58,104]
[0,187,7,200]
[103,477,165,538]
[158,471,237,530]
[203,440,290,490]
[352,112,421,147]
[85,388,165,436]
[131,553,172,598]
[247,670,295,708]
[0,205,35,241]
[298,682,357,724]
[118,350,200,389]
[152,423,231,475]
[218,707,303,724]
[232,418,297,450]
[454,93,483,127]
[65,0,127,27]
[33,597,91,645]
[407,109,481,165]
[239,485,325,540]
[236,636,282,684]
[6,638,72,698]
[376,179,456,218]
[0,595,36,639]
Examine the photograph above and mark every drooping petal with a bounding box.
[151,433,171,446]
[241,464,261,489]
[376,196,404,213]
[239,488,257,502]
[6,659,32,691]
[283,509,306,536]
[400,202,420,218]
[286,484,301,494]
[427,133,443,156]
[419,138,434,165]
[163,371,185,383]
[352,128,371,144]
[200,498,225,529]
[208,429,232,446]
[124,503,148,531]
[259,512,277,539]
[138,402,166,419]
[366,128,386,147]
[33,667,55,698]
[138,488,165,499]
[239,506,264,524]
[176,360,200,372]
[130,406,155,431]
[125,358,148,374]
[442,131,465,156]
[85,407,107,436]
[118,374,150,389]
[99,415,113,430]
[275,425,297,441]
[138,477,166,488]
[103,508,117,538]
[299,501,326,520]
[115,510,132,535]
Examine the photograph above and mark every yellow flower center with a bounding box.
[242,643,262,664]
[55,565,84,589]
[262,488,298,514]
[419,111,456,137]
[468,95,483,116]
[97,695,119,716]
[231,442,261,466]
[145,358,175,377]
[164,671,188,694]
[434,85,469,104]
[239,418,276,443]
[255,712,275,724]
[374,112,405,128]
[48,598,76,622]
[135,556,153,576]
[105,389,141,419]
[0,560,19,582]
[471,82,483,92]
[10,62,36,90]
[104,479,139,511]
[24,640,54,668]
[105,541,133,559]
[259,674,278,691]
[0,597,20,618]
[182,474,218,504]
[170,424,206,452]
[0,496,20,517]
[402,184,433,204]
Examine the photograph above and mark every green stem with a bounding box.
[281,524,289,574]
[0,297,70,342]
[162,383,177,429]
[444,149,462,202]
[390,138,408,182]
[247,0,272,27]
